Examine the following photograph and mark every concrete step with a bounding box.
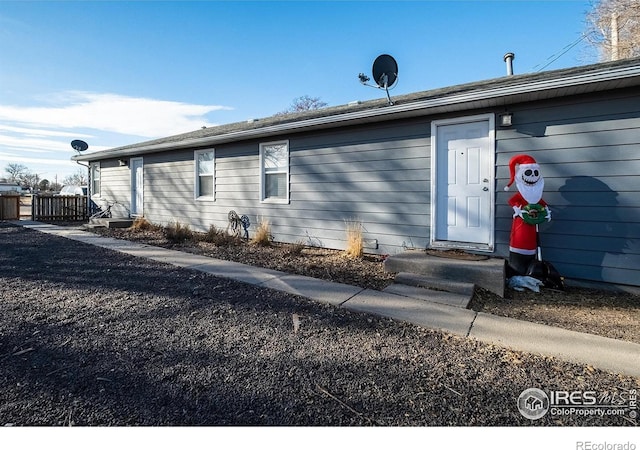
[394,272,475,297]
[105,219,133,229]
[382,283,471,309]
[88,218,133,229]
[384,250,506,297]
[83,223,106,229]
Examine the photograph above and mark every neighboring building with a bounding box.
[73,57,640,290]
[58,185,88,196]
[0,182,22,194]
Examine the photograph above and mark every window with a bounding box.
[195,149,214,200]
[90,162,100,197]
[260,141,289,203]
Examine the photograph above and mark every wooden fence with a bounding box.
[0,194,20,220]
[32,195,89,221]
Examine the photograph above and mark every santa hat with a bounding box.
[504,154,538,191]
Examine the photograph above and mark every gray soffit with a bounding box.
[74,57,640,161]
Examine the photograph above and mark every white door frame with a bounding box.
[130,157,144,217]
[430,114,495,252]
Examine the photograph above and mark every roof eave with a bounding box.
[73,63,640,162]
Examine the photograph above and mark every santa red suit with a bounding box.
[508,191,547,256]
[504,154,551,275]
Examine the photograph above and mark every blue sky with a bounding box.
[0,0,596,184]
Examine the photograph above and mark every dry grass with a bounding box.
[200,224,240,246]
[284,240,306,256]
[164,220,193,244]
[251,217,272,246]
[130,217,154,231]
[344,219,364,259]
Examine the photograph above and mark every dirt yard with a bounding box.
[1,223,638,426]
[90,223,640,345]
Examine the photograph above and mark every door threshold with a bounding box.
[429,241,493,253]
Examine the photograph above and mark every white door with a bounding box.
[431,116,494,250]
[130,158,143,216]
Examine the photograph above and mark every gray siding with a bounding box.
[134,120,432,255]
[286,123,430,253]
[495,89,640,287]
[96,159,131,217]
[94,86,640,289]
[144,150,215,231]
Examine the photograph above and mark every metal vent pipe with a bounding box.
[504,52,515,76]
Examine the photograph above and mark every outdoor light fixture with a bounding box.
[119,159,128,167]
[499,112,513,127]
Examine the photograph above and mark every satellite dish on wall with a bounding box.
[358,54,398,105]
[71,140,89,152]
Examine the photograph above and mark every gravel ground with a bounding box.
[1,223,638,426]
[90,224,640,345]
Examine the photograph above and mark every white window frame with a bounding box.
[194,149,215,201]
[259,140,290,204]
[90,162,101,197]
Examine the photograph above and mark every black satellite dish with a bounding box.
[372,54,398,89]
[71,140,88,152]
[358,54,398,105]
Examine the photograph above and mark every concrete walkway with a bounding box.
[16,221,640,379]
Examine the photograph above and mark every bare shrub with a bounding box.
[201,224,240,246]
[285,240,306,256]
[164,220,193,244]
[130,217,153,231]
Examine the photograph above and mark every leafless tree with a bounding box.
[62,169,88,186]
[3,163,41,190]
[585,0,640,61]
[49,180,63,192]
[275,95,328,116]
[21,172,41,191]
[4,163,28,184]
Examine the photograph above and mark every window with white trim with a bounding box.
[260,141,289,203]
[90,162,100,197]
[195,149,215,200]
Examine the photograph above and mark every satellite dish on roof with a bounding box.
[71,140,88,152]
[358,54,398,105]
[372,54,398,89]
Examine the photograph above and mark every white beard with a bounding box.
[516,176,544,204]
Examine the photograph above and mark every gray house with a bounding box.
[74,57,640,290]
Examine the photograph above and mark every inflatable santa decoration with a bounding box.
[504,154,552,276]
